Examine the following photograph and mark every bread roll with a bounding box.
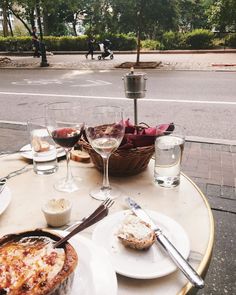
[39,141,50,152]
[70,150,90,163]
[117,214,155,250]
[32,137,50,152]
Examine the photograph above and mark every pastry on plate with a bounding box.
[117,214,155,250]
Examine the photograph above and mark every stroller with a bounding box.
[97,39,114,60]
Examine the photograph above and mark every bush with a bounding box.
[225,33,236,48]
[0,36,32,51]
[141,39,160,50]
[97,34,136,50]
[160,31,183,50]
[184,29,214,49]
[44,36,88,51]
[0,34,136,51]
[44,34,136,51]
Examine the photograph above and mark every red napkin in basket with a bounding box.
[119,119,174,150]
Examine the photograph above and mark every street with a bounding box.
[0,68,236,140]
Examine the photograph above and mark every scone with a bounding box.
[117,214,156,250]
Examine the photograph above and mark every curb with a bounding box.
[186,136,236,146]
[0,120,27,131]
[1,67,236,73]
[1,49,236,56]
[1,120,236,146]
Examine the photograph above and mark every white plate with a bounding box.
[92,210,190,279]
[20,144,65,160]
[54,230,117,295]
[0,185,11,215]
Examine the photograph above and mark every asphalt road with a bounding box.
[0,69,235,141]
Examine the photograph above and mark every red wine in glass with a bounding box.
[52,127,82,148]
[46,102,84,193]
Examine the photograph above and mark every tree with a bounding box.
[109,0,178,63]
[8,0,35,35]
[1,0,9,36]
[177,0,210,32]
[207,0,236,32]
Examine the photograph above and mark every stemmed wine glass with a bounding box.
[46,102,84,193]
[85,106,125,200]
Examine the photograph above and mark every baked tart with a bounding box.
[0,229,78,295]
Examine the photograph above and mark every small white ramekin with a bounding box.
[42,198,72,227]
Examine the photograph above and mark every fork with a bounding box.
[54,197,114,248]
[0,179,7,193]
[0,164,31,193]
[0,164,31,181]
[0,146,62,157]
[0,150,30,156]
[66,197,114,231]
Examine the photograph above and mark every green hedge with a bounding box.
[141,39,161,50]
[225,33,236,48]
[0,36,32,51]
[0,34,136,51]
[93,34,137,50]
[160,29,214,50]
[1,31,233,51]
[44,36,88,51]
[184,29,214,49]
[160,31,184,50]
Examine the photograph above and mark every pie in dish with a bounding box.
[0,229,78,295]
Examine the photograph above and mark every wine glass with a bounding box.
[85,106,125,200]
[46,102,84,193]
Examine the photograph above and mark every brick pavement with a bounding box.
[182,141,236,188]
[1,51,236,72]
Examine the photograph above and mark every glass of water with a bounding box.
[154,124,185,188]
[28,117,58,175]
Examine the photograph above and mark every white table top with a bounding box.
[0,155,214,295]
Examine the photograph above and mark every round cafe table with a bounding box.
[0,155,214,295]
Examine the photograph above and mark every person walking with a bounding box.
[31,27,40,58]
[85,37,95,60]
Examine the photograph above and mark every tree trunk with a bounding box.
[72,13,78,36]
[35,0,43,41]
[43,13,49,36]
[136,27,141,64]
[29,10,35,29]
[7,12,13,36]
[2,0,9,37]
[135,0,145,64]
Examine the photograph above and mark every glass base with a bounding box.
[54,177,80,193]
[154,175,180,188]
[90,185,121,201]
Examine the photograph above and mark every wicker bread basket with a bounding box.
[80,139,154,177]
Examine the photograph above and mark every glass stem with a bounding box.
[102,156,110,189]
[65,148,73,183]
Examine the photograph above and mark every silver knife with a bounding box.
[126,197,205,289]
[0,178,7,193]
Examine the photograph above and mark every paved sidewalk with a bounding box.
[0,125,235,294]
[182,141,236,295]
[1,51,236,71]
